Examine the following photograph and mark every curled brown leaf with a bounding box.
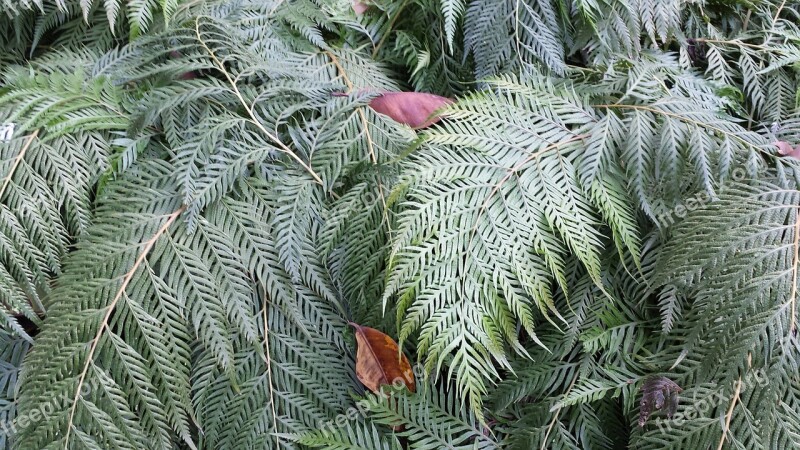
[350,322,415,394]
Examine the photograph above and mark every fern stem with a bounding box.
[597,104,770,156]
[372,0,411,58]
[63,206,186,450]
[790,207,800,335]
[325,51,378,165]
[194,17,324,186]
[0,129,38,201]
[514,0,525,69]
[716,378,742,450]
[541,373,578,450]
[742,9,752,31]
[325,50,390,220]
[695,39,768,50]
[268,0,285,14]
[470,134,588,238]
[772,0,787,25]
[260,287,280,448]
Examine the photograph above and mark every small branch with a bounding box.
[268,0,285,14]
[541,374,579,450]
[514,0,526,69]
[470,134,588,238]
[695,38,767,50]
[716,378,742,450]
[63,206,186,449]
[325,51,390,220]
[325,51,378,165]
[790,207,800,335]
[260,286,279,448]
[194,18,324,186]
[742,9,752,32]
[372,0,411,58]
[773,0,787,26]
[0,130,39,201]
[596,104,771,156]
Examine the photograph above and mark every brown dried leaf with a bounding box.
[350,322,416,393]
[774,140,800,159]
[368,92,453,129]
[352,0,369,15]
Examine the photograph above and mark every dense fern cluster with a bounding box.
[1,0,799,449]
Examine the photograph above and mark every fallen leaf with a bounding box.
[774,140,800,159]
[639,376,682,427]
[352,0,369,15]
[350,322,415,393]
[368,92,453,129]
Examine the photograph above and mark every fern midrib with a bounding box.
[62,205,186,450]
[193,17,325,186]
[598,103,770,158]
[790,206,800,334]
[0,129,39,202]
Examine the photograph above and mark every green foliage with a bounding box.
[0,53,123,339]
[0,331,28,449]
[1,0,799,449]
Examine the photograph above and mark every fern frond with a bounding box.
[0,56,123,335]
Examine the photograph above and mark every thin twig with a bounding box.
[716,378,742,450]
[790,206,800,335]
[773,0,787,26]
[695,38,767,50]
[742,9,752,31]
[541,374,579,450]
[261,286,279,448]
[0,130,39,201]
[268,0,285,15]
[469,134,588,239]
[326,51,378,165]
[596,104,772,157]
[514,0,525,69]
[372,0,411,58]
[326,51,391,221]
[194,18,324,185]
